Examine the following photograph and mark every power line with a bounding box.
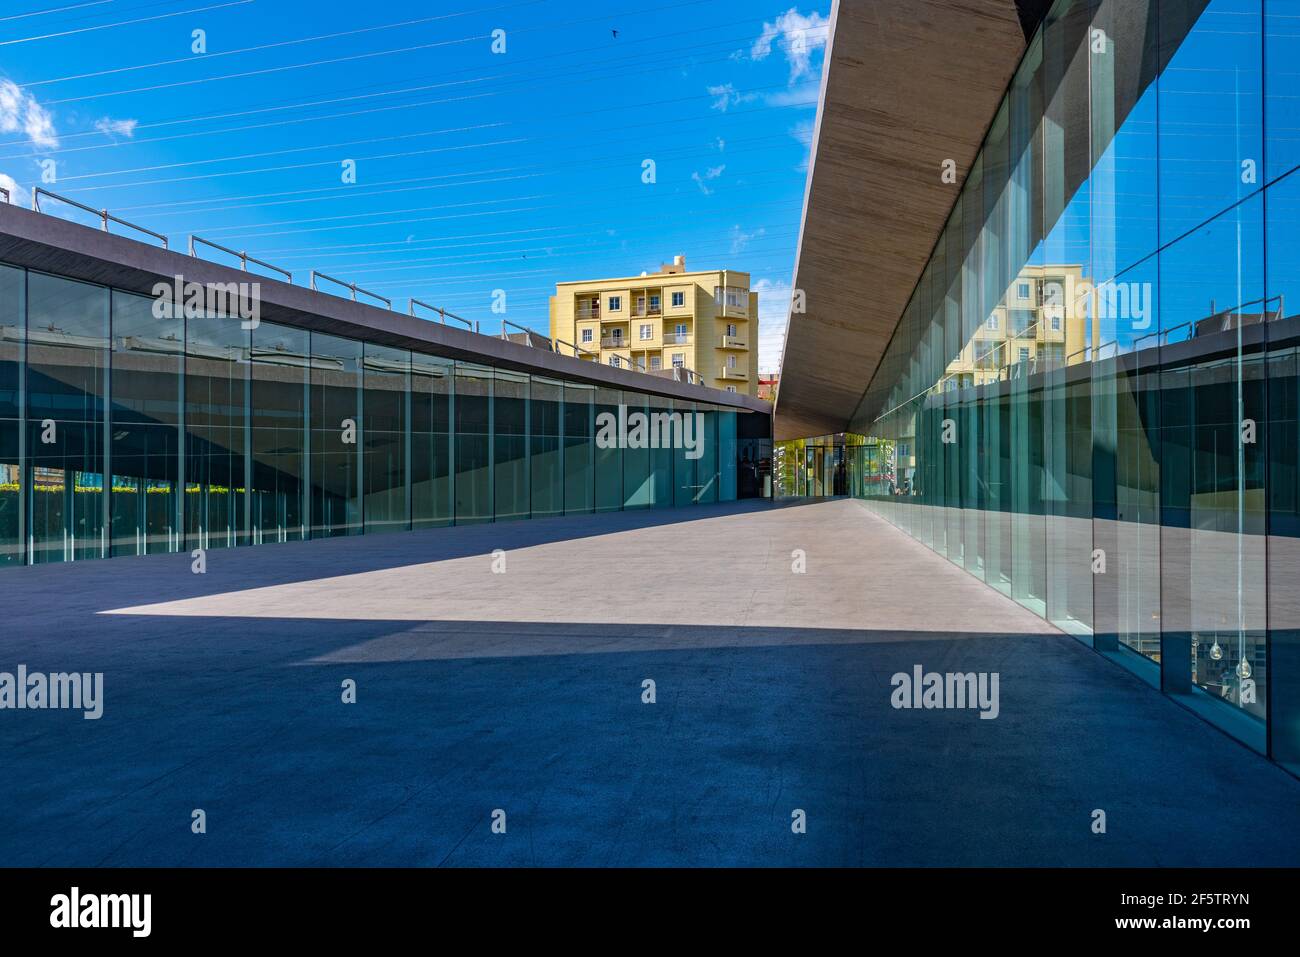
[0,29,788,162]
[21,1,543,86]
[0,0,114,24]
[0,0,253,46]
[0,12,782,149]
[39,0,722,105]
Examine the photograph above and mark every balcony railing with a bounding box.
[631,306,662,318]
[662,332,691,345]
[720,334,747,349]
[576,304,601,320]
[718,366,748,380]
[600,335,627,349]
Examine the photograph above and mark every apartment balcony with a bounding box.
[662,332,692,345]
[575,305,600,321]
[600,335,628,349]
[631,307,662,319]
[719,334,747,349]
[717,366,748,381]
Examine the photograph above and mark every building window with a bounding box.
[726,385,737,393]
[672,354,684,368]
[609,356,621,368]
[1051,314,1061,331]
[580,328,593,343]
[650,356,661,370]
[715,286,746,308]
[608,296,621,311]
[675,323,687,336]
[986,315,998,330]
[639,323,652,340]
[726,323,737,337]
[1017,281,1030,300]
[672,291,684,307]
[649,294,660,311]
[1018,347,1030,364]
[611,328,622,342]
[727,355,737,368]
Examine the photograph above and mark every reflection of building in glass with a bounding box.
[940,264,1092,389]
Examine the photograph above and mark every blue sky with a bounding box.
[0,0,831,372]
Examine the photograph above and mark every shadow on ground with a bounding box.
[1,612,1296,867]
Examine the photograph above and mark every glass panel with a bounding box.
[26,272,109,564]
[410,352,452,528]
[110,290,181,557]
[494,369,529,522]
[674,400,697,506]
[454,363,492,523]
[622,390,651,508]
[648,393,674,506]
[0,265,24,567]
[363,342,409,534]
[530,377,563,519]
[310,331,363,537]
[1158,0,1263,242]
[594,386,622,512]
[718,409,738,502]
[697,404,718,504]
[185,312,248,551]
[563,382,593,514]
[250,322,307,543]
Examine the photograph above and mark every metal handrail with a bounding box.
[500,317,547,349]
[189,235,291,282]
[310,270,390,309]
[409,298,477,332]
[32,187,168,248]
[0,186,9,204]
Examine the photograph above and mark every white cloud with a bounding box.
[765,84,821,109]
[0,173,23,205]
[94,117,138,139]
[754,277,793,374]
[708,82,758,112]
[730,224,766,254]
[691,164,725,195]
[791,118,815,171]
[751,8,829,83]
[715,136,726,152]
[0,80,58,150]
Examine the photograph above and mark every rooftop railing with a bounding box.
[310,270,391,310]
[32,188,168,249]
[189,234,292,282]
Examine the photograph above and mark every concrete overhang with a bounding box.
[773,0,1028,440]
[0,203,770,415]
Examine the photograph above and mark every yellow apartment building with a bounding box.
[548,256,759,396]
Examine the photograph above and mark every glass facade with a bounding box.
[817,0,1300,774]
[0,263,750,572]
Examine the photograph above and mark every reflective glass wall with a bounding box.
[0,262,747,570]
[844,0,1300,774]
